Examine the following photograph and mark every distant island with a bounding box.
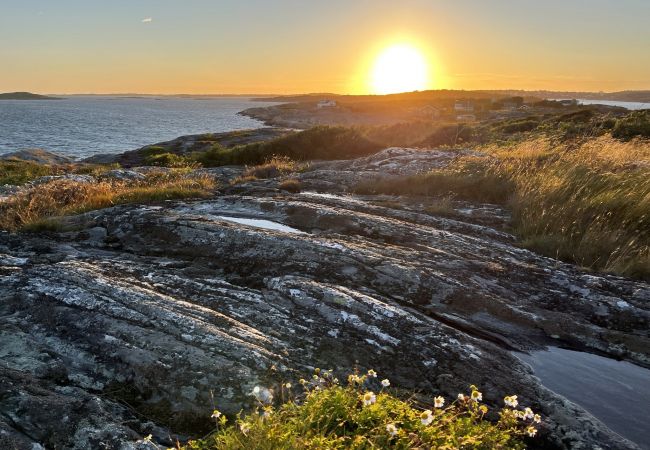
[254,89,650,103]
[0,91,60,100]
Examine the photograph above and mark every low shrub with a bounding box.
[494,119,539,134]
[144,152,199,168]
[417,124,475,147]
[180,369,538,450]
[612,110,650,140]
[193,127,382,167]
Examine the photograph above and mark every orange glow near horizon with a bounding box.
[1,2,648,95]
[370,44,431,94]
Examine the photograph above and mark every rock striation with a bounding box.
[0,148,647,449]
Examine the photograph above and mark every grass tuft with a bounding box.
[0,170,216,231]
[354,135,650,280]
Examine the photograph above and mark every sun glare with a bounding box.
[370,44,429,95]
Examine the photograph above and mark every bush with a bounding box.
[193,127,382,167]
[494,119,539,134]
[417,124,475,147]
[612,110,650,140]
[144,152,199,168]
[181,369,537,450]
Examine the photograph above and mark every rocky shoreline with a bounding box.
[1,145,648,449]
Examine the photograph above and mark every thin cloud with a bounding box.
[141,17,153,23]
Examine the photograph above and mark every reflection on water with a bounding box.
[518,347,650,449]
[216,216,304,234]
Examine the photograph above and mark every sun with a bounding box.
[370,44,429,95]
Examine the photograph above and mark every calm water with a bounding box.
[0,96,277,159]
[576,99,650,110]
[551,98,649,110]
[518,347,650,449]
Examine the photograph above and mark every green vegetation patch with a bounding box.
[612,110,650,140]
[181,370,538,450]
[0,160,55,185]
[193,126,382,167]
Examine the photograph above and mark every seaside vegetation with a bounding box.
[355,134,650,280]
[1,159,55,185]
[0,159,120,185]
[0,169,216,231]
[178,369,538,450]
[193,126,382,167]
[2,108,647,278]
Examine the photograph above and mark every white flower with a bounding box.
[252,386,273,404]
[211,409,222,419]
[526,426,537,437]
[533,414,542,423]
[504,395,518,408]
[457,393,466,401]
[362,391,376,406]
[523,407,534,420]
[434,396,445,408]
[284,382,292,389]
[381,379,390,387]
[386,423,398,436]
[240,422,250,434]
[420,409,434,425]
[367,369,377,378]
[470,390,482,402]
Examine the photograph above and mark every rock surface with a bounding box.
[1,148,647,449]
[0,148,74,165]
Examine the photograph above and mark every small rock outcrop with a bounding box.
[0,148,74,165]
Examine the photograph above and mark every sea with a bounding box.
[552,98,649,110]
[1,96,647,160]
[0,96,278,159]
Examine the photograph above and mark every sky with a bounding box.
[1,0,649,94]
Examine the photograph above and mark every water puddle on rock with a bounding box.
[517,347,650,449]
[216,216,305,234]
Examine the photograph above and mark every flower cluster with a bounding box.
[198,371,541,449]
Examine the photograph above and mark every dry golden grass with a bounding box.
[0,170,216,232]
[355,134,650,279]
[278,178,301,193]
[231,156,300,185]
[243,156,297,179]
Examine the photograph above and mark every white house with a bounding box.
[317,99,337,108]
